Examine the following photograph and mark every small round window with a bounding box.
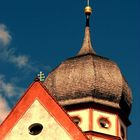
[28,123,43,135]
[99,117,110,129]
[72,116,81,125]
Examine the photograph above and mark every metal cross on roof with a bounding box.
[37,71,45,82]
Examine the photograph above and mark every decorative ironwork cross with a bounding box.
[37,71,45,82]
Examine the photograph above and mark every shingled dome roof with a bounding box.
[44,25,132,117]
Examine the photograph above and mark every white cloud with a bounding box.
[9,53,29,68]
[0,74,24,97]
[10,55,28,68]
[0,24,11,46]
[0,95,10,124]
[0,47,30,69]
[0,74,24,123]
[0,24,34,70]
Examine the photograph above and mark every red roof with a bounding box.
[0,80,87,140]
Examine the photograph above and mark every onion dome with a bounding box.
[43,3,132,118]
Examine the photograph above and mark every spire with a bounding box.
[77,0,96,56]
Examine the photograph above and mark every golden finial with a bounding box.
[84,0,92,15]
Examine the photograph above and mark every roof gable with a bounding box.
[0,80,87,140]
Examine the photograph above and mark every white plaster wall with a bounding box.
[4,100,72,140]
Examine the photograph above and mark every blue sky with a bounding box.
[0,0,139,139]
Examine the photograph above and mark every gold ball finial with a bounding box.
[84,5,92,15]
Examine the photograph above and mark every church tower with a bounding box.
[44,1,132,140]
[0,1,132,140]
